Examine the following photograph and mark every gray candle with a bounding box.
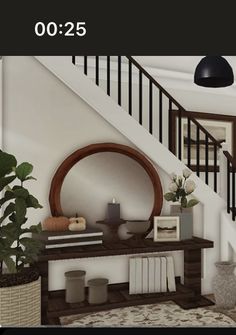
[107,198,120,221]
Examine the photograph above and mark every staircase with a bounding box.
[35,55,235,293]
[72,55,236,222]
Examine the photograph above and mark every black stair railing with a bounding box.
[71,55,235,221]
[224,151,236,221]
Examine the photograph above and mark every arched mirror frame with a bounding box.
[49,143,163,230]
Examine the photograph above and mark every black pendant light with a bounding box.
[194,56,234,88]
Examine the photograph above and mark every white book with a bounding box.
[135,257,142,294]
[45,240,102,249]
[154,257,161,293]
[160,257,167,292]
[148,257,155,293]
[166,256,176,292]
[142,257,148,294]
[129,258,136,294]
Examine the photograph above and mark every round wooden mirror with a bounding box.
[49,143,163,229]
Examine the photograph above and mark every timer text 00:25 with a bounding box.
[34,22,86,37]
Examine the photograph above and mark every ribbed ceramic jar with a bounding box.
[212,261,236,309]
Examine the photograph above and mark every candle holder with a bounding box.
[96,219,126,241]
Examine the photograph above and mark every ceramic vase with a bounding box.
[170,205,193,240]
[212,261,236,309]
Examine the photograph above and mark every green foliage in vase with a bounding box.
[0,150,43,274]
[164,168,199,210]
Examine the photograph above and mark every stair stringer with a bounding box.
[35,56,226,294]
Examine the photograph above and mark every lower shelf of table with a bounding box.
[46,279,214,319]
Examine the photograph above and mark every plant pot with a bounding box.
[212,261,236,310]
[0,276,41,326]
[170,205,193,240]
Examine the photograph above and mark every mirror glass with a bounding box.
[61,152,154,227]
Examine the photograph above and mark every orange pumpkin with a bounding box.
[42,216,70,231]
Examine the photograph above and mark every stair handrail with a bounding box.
[223,150,236,220]
[126,56,222,148]
[223,151,236,168]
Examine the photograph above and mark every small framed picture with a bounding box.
[153,216,180,242]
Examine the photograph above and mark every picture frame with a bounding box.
[170,110,236,171]
[153,216,180,242]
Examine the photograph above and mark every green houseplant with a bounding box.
[0,150,43,326]
[164,168,199,240]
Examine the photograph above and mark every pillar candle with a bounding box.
[107,198,120,220]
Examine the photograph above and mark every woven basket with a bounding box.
[0,277,41,326]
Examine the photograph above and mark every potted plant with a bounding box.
[0,150,43,326]
[164,168,199,240]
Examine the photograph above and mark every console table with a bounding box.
[37,236,214,325]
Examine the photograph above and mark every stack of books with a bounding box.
[129,255,176,294]
[33,227,103,249]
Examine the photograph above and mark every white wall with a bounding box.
[2,56,227,293]
[3,56,187,290]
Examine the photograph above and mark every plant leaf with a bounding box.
[164,192,175,201]
[24,176,37,181]
[0,151,17,178]
[0,190,15,207]
[0,202,15,224]
[15,197,27,224]
[0,222,20,242]
[4,256,17,273]
[187,199,199,208]
[16,162,33,182]
[26,194,43,209]
[13,187,29,199]
[27,222,42,234]
[0,175,16,192]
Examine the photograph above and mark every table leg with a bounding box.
[37,260,49,325]
[184,248,201,295]
[174,248,214,309]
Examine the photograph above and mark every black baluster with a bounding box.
[227,159,230,213]
[95,56,99,85]
[128,60,132,116]
[107,56,110,96]
[232,167,235,221]
[159,91,163,143]
[205,134,209,185]
[168,100,173,152]
[149,80,153,134]
[72,56,75,65]
[139,70,142,125]
[187,117,191,168]
[214,143,217,192]
[118,56,121,106]
[84,56,87,75]
[178,108,182,160]
[196,126,200,177]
